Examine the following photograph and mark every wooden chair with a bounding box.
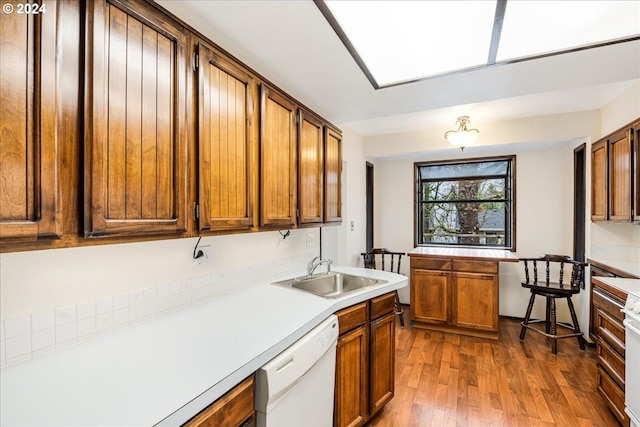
[519,254,587,355]
[361,248,406,327]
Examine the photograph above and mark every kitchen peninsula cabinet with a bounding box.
[334,292,395,427]
[591,118,639,223]
[0,0,62,241]
[85,0,189,238]
[409,248,518,340]
[184,375,255,427]
[259,84,297,228]
[196,42,255,233]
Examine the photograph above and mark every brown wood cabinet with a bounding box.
[410,256,500,340]
[85,0,189,237]
[591,118,639,223]
[1,0,342,253]
[634,120,640,222]
[608,128,633,221]
[259,84,297,228]
[196,42,255,232]
[297,109,324,225]
[334,292,395,427]
[184,375,255,427]
[0,0,62,241]
[324,126,343,223]
[590,272,630,427]
[591,139,608,221]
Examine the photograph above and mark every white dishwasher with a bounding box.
[255,314,339,427]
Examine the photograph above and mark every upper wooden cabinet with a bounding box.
[591,119,638,223]
[608,128,632,221]
[84,0,189,237]
[0,1,61,241]
[196,43,254,232]
[633,121,640,222]
[591,139,608,221]
[297,109,324,225]
[324,126,343,223]
[259,84,297,228]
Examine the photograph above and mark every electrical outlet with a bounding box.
[194,245,211,266]
[306,233,314,247]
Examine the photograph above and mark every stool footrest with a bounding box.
[520,321,584,340]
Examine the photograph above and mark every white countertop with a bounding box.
[594,277,640,298]
[588,257,640,279]
[408,247,519,262]
[0,266,407,426]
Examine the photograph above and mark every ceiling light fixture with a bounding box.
[444,116,479,150]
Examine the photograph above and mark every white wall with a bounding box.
[0,229,319,320]
[373,141,581,320]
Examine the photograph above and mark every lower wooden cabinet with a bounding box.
[410,256,499,340]
[590,272,630,427]
[334,292,396,427]
[184,375,255,427]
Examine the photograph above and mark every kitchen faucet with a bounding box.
[307,256,333,275]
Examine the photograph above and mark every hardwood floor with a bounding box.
[368,315,619,427]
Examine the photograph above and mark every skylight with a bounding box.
[317,0,640,88]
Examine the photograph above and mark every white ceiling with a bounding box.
[156,0,640,137]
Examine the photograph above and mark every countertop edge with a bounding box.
[587,258,640,279]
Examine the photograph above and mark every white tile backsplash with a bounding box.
[5,316,30,339]
[55,305,77,325]
[0,250,313,367]
[32,310,54,331]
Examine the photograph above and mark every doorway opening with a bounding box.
[366,162,374,251]
[574,143,586,262]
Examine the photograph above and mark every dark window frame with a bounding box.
[414,155,516,251]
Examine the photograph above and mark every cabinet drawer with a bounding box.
[371,292,395,320]
[452,260,498,274]
[597,338,625,389]
[596,366,627,426]
[592,288,625,323]
[185,375,255,427]
[336,302,368,335]
[595,308,625,356]
[410,257,451,270]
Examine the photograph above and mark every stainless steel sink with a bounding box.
[272,272,387,298]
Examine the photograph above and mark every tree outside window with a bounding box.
[415,156,515,250]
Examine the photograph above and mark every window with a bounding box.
[415,156,515,250]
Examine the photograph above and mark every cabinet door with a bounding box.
[608,129,632,221]
[335,325,368,427]
[452,272,498,332]
[185,375,255,427]
[410,269,450,324]
[297,109,323,225]
[324,126,342,223]
[197,43,254,232]
[0,1,60,240]
[633,122,639,222]
[85,0,188,237]
[591,139,608,221]
[259,84,296,227]
[369,312,395,417]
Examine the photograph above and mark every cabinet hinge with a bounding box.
[193,202,200,221]
[193,52,199,72]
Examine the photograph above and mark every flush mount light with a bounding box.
[444,116,479,151]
